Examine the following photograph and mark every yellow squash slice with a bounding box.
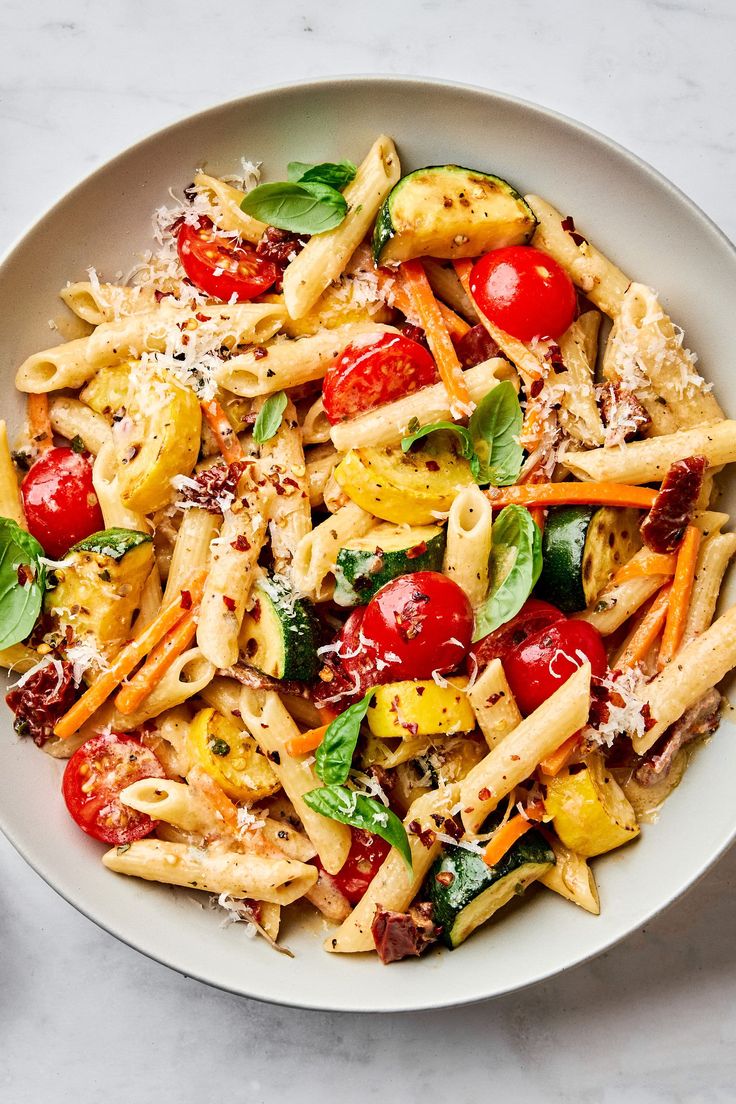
[367,678,475,738]
[188,707,280,803]
[544,755,640,857]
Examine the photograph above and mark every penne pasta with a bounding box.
[443,485,493,606]
[466,658,523,751]
[48,397,112,455]
[60,281,157,325]
[565,420,736,484]
[557,312,605,447]
[292,501,373,601]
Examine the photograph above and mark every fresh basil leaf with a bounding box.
[315,690,374,784]
[287,159,357,190]
[69,434,86,454]
[468,382,523,487]
[401,422,480,479]
[473,505,542,640]
[253,391,288,444]
[0,518,47,650]
[240,181,347,234]
[303,784,412,873]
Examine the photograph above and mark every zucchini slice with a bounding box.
[239,574,320,681]
[427,831,554,948]
[372,165,536,265]
[536,505,642,613]
[333,523,445,606]
[72,527,152,561]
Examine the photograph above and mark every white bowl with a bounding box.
[1,77,735,1012]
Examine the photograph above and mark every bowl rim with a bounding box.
[1,74,735,1012]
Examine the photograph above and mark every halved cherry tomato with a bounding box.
[469,598,565,670]
[503,619,607,716]
[469,245,577,342]
[318,827,391,905]
[62,731,166,845]
[322,333,438,424]
[21,446,104,559]
[177,218,280,302]
[361,571,473,681]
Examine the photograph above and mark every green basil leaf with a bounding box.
[69,434,86,454]
[240,181,347,234]
[287,159,357,190]
[0,517,47,650]
[315,690,374,784]
[401,422,480,479]
[253,391,288,444]
[468,382,523,487]
[303,784,413,873]
[473,505,542,640]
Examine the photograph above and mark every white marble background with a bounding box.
[1,1,735,1101]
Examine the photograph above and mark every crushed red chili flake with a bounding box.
[5,660,77,746]
[529,378,544,399]
[180,590,192,610]
[435,871,455,887]
[561,215,588,248]
[222,595,236,612]
[455,324,500,368]
[441,817,463,841]
[641,456,707,553]
[425,460,440,472]
[16,563,33,587]
[231,534,251,552]
[406,541,427,560]
[486,691,504,706]
[250,598,261,623]
[252,346,268,360]
[175,460,250,514]
[478,787,491,801]
[408,820,436,849]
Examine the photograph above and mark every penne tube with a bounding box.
[48,397,112,455]
[282,135,401,318]
[564,420,736,484]
[632,604,736,754]
[577,574,666,635]
[301,397,332,445]
[239,688,352,875]
[102,838,317,905]
[92,442,149,531]
[683,532,736,642]
[525,194,631,317]
[443,485,493,607]
[60,281,156,325]
[327,783,459,954]
[305,443,339,508]
[194,172,267,242]
[467,658,523,751]
[163,508,218,604]
[292,501,373,601]
[132,565,163,634]
[557,312,605,446]
[256,396,311,576]
[460,663,592,834]
[120,777,224,836]
[217,323,398,398]
[330,358,514,452]
[539,837,600,915]
[0,420,24,525]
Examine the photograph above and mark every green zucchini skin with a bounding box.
[536,505,642,614]
[71,527,151,562]
[333,525,446,607]
[427,832,554,948]
[372,165,537,265]
[239,574,320,681]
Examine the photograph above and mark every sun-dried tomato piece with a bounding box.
[641,456,707,553]
[6,659,77,746]
[371,902,439,964]
[596,382,652,443]
[255,226,307,269]
[454,323,500,369]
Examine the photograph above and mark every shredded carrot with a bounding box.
[614,583,672,670]
[486,481,658,511]
[612,551,677,585]
[375,268,470,341]
[201,398,245,463]
[27,394,53,451]
[483,814,533,868]
[187,765,239,828]
[114,606,198,715]
[317,705,338,724]
[285,723,329,757]
[54,570,207,738]
[398,260,471,413]
[539,734,582,777]
[657,525,701,670]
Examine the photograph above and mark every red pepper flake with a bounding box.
[180,590,192,610]
[435,871,455,887]
[408,820,436,849]
[231,534,251,552]
[16,563,33,587]
[561,215,588,248]
[530,378,544,399]
[252,346,268,360]
[222,595,236,612]
[425,460,440,472]
[478,787,491,801]
[442,817,463,841]
[486,691,503,706]
[195,312,210,323]
[406,541,427,560]
[250,598,261,624]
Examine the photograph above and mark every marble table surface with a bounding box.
[1,1,735,1100]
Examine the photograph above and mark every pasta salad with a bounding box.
[2,134,735,962]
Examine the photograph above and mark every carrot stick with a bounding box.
[657,525,701,671]
[613,551,677,585]
[375,268,470,340]
[285,723,329,758]
[483,814,533,868]
[398,260,471,413]
[54,571,207,738]
[201,398,245,463]
[539,734,582,777]
[486,481,658,511]
[614,583,672,670]
[114,606,198,715]
[27,394,53,451]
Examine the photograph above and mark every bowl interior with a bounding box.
[1,77,735,1012]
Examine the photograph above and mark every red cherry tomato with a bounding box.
[62,731,166,845]
[362,571,473,681]
[21,447,104,559]
[469,598,565,670]
[469,245,577,342]
[322,333,438,424]
[177,218,280,302]
[321,828,391,905]
[503,619,607,716]
[313,608,386,709]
